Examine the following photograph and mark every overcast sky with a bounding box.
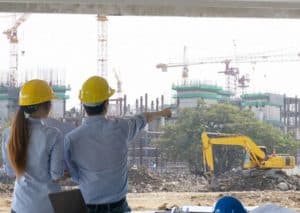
[1,14,300,109]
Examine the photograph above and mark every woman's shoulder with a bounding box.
[41,124,63,138]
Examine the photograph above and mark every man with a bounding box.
[65,76,171,213]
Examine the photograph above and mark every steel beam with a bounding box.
[1,1,300,18]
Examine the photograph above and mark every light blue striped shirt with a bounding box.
[65,114,146,204]
[10,118,64,213]
[1,118,75,177]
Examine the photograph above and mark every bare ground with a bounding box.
[1,168,300,212]
[1,191,300,212]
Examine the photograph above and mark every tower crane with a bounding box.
[97,15,108,77]
[157,50,300,94]
[113,68,122,98]
[3,13,30,87]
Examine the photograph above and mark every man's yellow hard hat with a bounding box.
[79,76,115,105]
[19,79,56,106]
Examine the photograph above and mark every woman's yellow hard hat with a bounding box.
[19,79,56,106]
[79,76,115,105]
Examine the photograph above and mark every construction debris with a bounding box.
[1,167,300,195]
[128,168,208,193]
[211,169,300,192]
[0,172,14,195]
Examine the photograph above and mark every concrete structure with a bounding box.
[281,96,300,133]
[0,86,18,124]
[51,85,71,118]
[173,81,233,109]
[1,1,300,18]
[0,84,70,125]
[241,93,283,126]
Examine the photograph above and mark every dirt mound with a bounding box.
[0,173,14,195]
[0,183,13,195]
[128,167,162,192]
[128,167,300,193]
[1,167,299,194]
[212,169,300,191]
[128,168,208,193]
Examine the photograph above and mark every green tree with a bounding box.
[156,103,297,175]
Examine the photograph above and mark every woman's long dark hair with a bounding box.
[8,101,51,177]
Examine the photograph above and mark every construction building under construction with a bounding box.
[241,93,283,127]
[0,83,70,125]
[172,81,293,129]
[0,86,18,124]
[172,81,233,109]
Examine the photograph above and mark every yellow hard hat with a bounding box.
[79,76,115,104]
[19,79,56,106]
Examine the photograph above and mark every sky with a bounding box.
[1,14,300,109]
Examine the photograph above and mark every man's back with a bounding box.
[65,115,146,204]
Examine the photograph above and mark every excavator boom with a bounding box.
[201,132,295,175]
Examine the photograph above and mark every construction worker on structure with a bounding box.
[7,79,65,213]
[64,76,172,213]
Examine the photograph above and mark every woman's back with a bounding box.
[12,118,64,213]
[8,79,65,213]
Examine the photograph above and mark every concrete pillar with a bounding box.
[295,96,298,129]
[139,136,143,167]
[123,95,127,115]
[140,96,143,112]
[151,100,154,111]
[145,93,148,112]
[119,98,123,116]
[135,99,139,114]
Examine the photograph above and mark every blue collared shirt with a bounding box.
[43,117,75,136]
[1,117,74,177]
[10,118,64,213]
[65,114,146,204]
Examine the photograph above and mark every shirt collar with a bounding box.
[84,115,106,124]
[28,117,43,125]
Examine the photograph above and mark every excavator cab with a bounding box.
[258,146,267,155]
[243,146,267,169]
[243,145,295,169]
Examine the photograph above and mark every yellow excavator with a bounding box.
[201,131,295,176]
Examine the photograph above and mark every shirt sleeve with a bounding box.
[124,114,147,142]
[49,131,64,180]
[64,136,79,183]
[1,128,15,177]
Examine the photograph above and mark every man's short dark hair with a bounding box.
[83,100,108,116]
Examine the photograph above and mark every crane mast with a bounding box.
[113,68,122,98]
[3,13,30,87]
[97,15,108,77]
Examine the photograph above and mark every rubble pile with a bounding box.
[1,167,299,194]
[128,167,162,192]
[128,168,208,193]
[128,167,300,193]
[0,173,13,185]
[157,171,208,192]
[0,173,14,195]
[212,169,300,191]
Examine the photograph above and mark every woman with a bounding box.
[8,79,64,213]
